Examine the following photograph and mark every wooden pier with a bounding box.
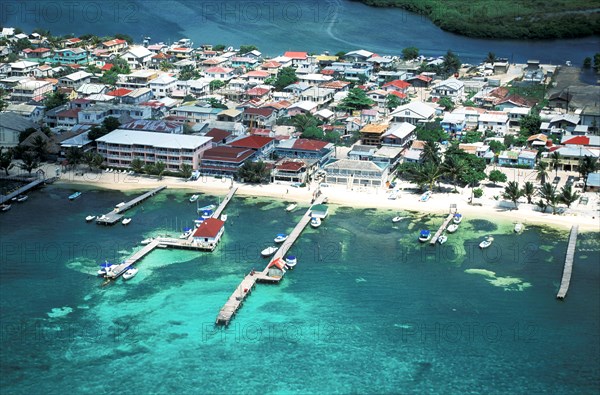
[430,213,455,245]
[215,194,327,326]
[557,225,578,300]
[212,186,238,218]
[0,177,55,204]
[96,186,166,225]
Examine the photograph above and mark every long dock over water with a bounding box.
[212,186,238,218]
[557,225,578,300]
[430,213,455,245]
[96,186,166,225]
[0,177,56,204]
[215,194,327,326]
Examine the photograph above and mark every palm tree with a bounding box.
[421,140,441,166]
[535,161,548,185]
[30,135,49,161]
[485,52,497,64]
[18,151,40,175]
[550,151,561,176]
[180,163,193,179]
[130,158,144,174]
[441,155,466,192]
[414,162,443,192]
[290,114,318,134]
[559,185,580,208]
[82,151,96,171]
[65,147,83,170]
[539,182,559,215]
[578,156,599,190]
[0,147,14,175]
[91,153,104,172]
[154,161,166,180]
[503,181,523,209]
[521,181,536,204]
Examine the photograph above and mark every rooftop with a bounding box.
[97,129,212,149]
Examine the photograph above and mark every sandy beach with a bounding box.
[30,162,599,233]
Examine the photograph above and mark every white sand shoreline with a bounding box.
[43,163,600,233]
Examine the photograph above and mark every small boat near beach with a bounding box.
[85,215,96,222]
[420,191,432,202]
[122,267,139,280]
[122,218,132,225]
[140,237,154,245]
[198,204,216,212]
[310,217,322,228]
[179,227,193,239]
[1,204,11,212]
[447,224,459,233]
[200,209,213,219]
[392,215,404,223]
[388,192,397,200]
[97,261,113,276]
[274,234,288,243]
[438,235,448,244]
[285,255,297,269]
[453,213,463,224]
[189,194,199,203]
[68,191,82,200]
[479,236,494,249]
[418,230,431,243]
[285,203,297,212]
[16,194,28,202]
[261,246,278,257]
[514,223,523,233]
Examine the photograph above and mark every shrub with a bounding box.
[473,188,484,198]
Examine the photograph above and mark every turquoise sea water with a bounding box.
[1,184,599,394]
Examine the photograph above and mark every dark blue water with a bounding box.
[1,184,599,394]
[2,0,598,64]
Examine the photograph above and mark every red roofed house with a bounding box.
[275,138,334,165]
[406,74,433,88]
[229,135,275,157]
[243,107,276,128]
[260,60,282,75]
[199,146,256,177]
[383,79,411,94]
[243,70,270,84]
[205,128,233,145]
[102,39,128,53]
[272,159,308,183]
[192,218,225,250]
[101,63,114,71]
[204,67,235,80]
[56,108,81,128]
[107,88,133,97]
[283,51,311,69]
[245,87,271,99]
[266,257,287,278]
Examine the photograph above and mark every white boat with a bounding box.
[392,216,404,223]
[221,214,228,221]
[310,217,321,228]
[438,235,448,244]
[16,195,28,202]
[123,267,139,280]
[418,230,431,242]
[285,203,297,212]
[200,209,213,219]
[122,218,132,225]
[514,223,523,233]
[447,224,459,233]
[194,218,205,226]
[198,204,216,212]
[479,236,494,249]
[97,261,112,276]
[274,234,288,243]
[420,191,432,202]
[68,191,82,200]
[85,215,96,222]
[115,202,125,209]
[285,255,297,269]
[157,244,168,248]
[261,246,278,257]
[453,213,463,224]
[1,204,11,212]
[140,237,154,245]
[189,194,199,203]
[179,228,193,239]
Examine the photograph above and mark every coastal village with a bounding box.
[0,27,598,219]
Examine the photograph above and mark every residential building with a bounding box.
[9,61,38,77]
[204,67,235,81]
[204,128,233,145]
[0,112,38,148]
[287,101,318,117]
[348,144,377,161]
[381,122,416,146]
[191,218,225,249]
[96,129,212,170]
[518,150,537,168]
[102,39,128,53]
[372,146,404,168]
[199,146,255,177]
[360,123,389,146]
[390,101,435,125]
[497,150,519,167]
[58,71,92,89]
[122,46,153,69]
[431,78,465,102]
[508,107,531,125]
[542,146,600,172]
[52,48,88,64]
[324,159,389,187]
[478,112,509,134]
[10,80,53,102]
[229,135,275,157]
[441,113,466,134]
[120,119,183,134]
[170,105,222,123]
[4,103,44,122]
[275,138,334,165]
[76,83,108,97]
[272,159,309,183]
[118,70,159,89]
[242,107,276,128]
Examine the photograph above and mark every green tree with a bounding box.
[237,160,270,183]
[18,151,40,175]
[485,52,496,64]
[386,94,402,110]
[144,163,155,175]
[100,70,118,86]
[91,153,104,171]
[594,53,600,71]
[82,151,96,171]
[578,156,599,189]
[14,38,33,52]
[402,47,419,60]
[421,140,441,166]
[209,79,225,92]
[179,65,199,81]
[488,169,507,185]
[488,140,505,154]
[114,33,134,44]
[207,97,227,109]
[559,184,579,208]
[65,147,83,169]
[417,162,443,191]
[520,113,541,135]
[30,135,49,161]
[0,147,14,175]
[213,44,226,51]
[154,161,166,180]
[291,114,318,134]
[535,161,549,185]
[301,126,325,140]
[111,56,131,74]
[272,67,298,90]
[441,155,466,191]
[442,50,461,76]
[339,88,374,112]
[159,60,172,71]
[335,51,346,58]
[539,182,559,215]
[0,88,9,112]
[583,57,592,69]
[503,181,523,209]
[130,158,144,173]
[102,116,121,132]
[550,151,561,176]
[238,45,258,55]
[44,91,68,110]
[522,181,536,204]
[180,163,193,179]
[19,127,38,144]
[437,96,454,111]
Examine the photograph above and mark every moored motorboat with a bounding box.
[122,218,132,225]
[479,236,494,249]
[261,246,278,257]
[97,261,113,276]
[420,191,432,202]
[274,234,288,243]
[514,223,523,233]
[198,204,216,212]
[310,217,321,228]
[189,194,199,203]
[16,194,28,202]
[453,213,463,224]
[221,214,228,221]
[68,191,82,200]
[194,218,205,226]
[438,235,448,244]
[85,215,96,222]
[123,267,139,280]
[392,216,404,223]
[447,224,458,233]
[285,255,297,269]
[418,230,431,242]
[201,209,213,219]
[140,237,154,245]
[179,227,193,239]
[285,203,297,212]
[1,204,11,212]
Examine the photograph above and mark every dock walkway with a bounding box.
[106,239,161,279]
[212,186,238,218]
[216,194,326,326]
[96,186,166,225]
[430,213,455,245]
[0,177,51,204]
[557,225,578,299]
